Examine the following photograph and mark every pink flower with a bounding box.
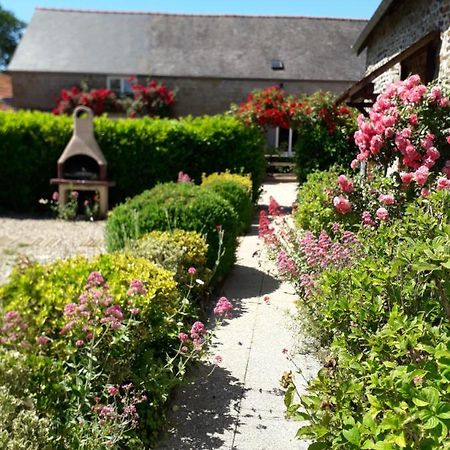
[86,271,105,287]
[127,279,147,296]
[437,177,450,190]
[413,166,430,185]
[130,308,140,316]
[36,335,50,346]
[376,207,389,221]
[338,175,354,193]
[350,159,359,170]
[52,191,59,202]
[213,355,223,365]
[107,385,119,396]
[71,191,79,199]
[188,267,197,275]
[213,297,234,318]
[333,196,352,214]
[177,171,191,183]
[400,172,414,184]
[378,194,395,205]
[190,321,206,338]
[446,136,450,145]
[263,295,270,304]
[75,339,84,348]
[439,97,450,107]
[361,211,376,227]
[429,86,442,102]
[421,188,430,198]
[408,114,418,126]
[178,332,189,343]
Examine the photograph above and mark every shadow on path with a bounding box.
[158,363,245,450]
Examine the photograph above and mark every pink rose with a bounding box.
[333,196,352,214]
[350,159,359,170]
[376,207,389,221]
[338,175,354,193]
[379,194,395,205]
[413,166,429,186]
[437,177,450,190]
[400,172,414,184]
[421,188,430,198]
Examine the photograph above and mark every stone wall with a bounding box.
[364,0,450,92]
[11,71,355,116]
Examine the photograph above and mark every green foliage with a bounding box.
[1,253,178,338]
[294,166,347,233]
[105,182,239,278]
[127,229,211,290]
[201,172,253,233]
[0,111,265,211]
[0,252,204,447]
[285,190,450,449]
[292,92,358,182]
[0,4,25,69]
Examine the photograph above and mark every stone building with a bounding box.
[7,7,367,116]
[338,0,450,110]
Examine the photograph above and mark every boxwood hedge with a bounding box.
[105,182,239,278]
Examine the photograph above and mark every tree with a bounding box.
[0,4,25,70]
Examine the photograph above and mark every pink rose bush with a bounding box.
[329,75,450,226]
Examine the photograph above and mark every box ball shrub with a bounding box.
[126,229,211,291]
[201,172,253,233]
[105,182,239,278]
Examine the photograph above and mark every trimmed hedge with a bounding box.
[105,182,239,278]
[0,111,265,211]
[201,172,253,233]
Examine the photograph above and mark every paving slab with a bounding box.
[158,182,320,450]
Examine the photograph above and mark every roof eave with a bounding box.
[353,0,396,55]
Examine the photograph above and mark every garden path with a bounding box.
[158,182,320,450]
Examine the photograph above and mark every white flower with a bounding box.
[195,279,205,285]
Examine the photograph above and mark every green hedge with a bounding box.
[106,182,239,278]
[0,111,265,211]
[201,172,253,233]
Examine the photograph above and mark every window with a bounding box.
[265,127,297,157]
[401,39,440,84]
[107,77,133,95]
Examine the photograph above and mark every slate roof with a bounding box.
[8,8,367,81]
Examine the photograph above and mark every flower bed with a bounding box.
[260,76,450,449]
[0,230,234,448]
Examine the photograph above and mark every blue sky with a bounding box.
[4,1,381,22]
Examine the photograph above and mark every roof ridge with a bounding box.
[35,7,368,22]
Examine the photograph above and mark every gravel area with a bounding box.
[0,216,105,284]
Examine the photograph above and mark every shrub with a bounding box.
[126,229,211,290]
[294,166,348,233]
[276,191,450,449]
[105,182,239,278]
[0,254,211,447]
[52,85,121,116]
[201,172,253,233]
[0,253,179,337]
[0,111,265,211]
[292,91,358,181]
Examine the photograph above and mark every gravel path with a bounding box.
[0,216,105,284]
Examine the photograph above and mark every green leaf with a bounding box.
[412,262,439,272]
[342,427,360,446]
[422,387,440,409]
[423,416,440,429]
[367,394,382,409]
[393,432,407,448]
[412,397,429,407]
[308,443,329,450]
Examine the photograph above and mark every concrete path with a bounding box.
[158,182,319,450]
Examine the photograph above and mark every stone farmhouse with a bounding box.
[7,8,367,117]
[339,0,450,110]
